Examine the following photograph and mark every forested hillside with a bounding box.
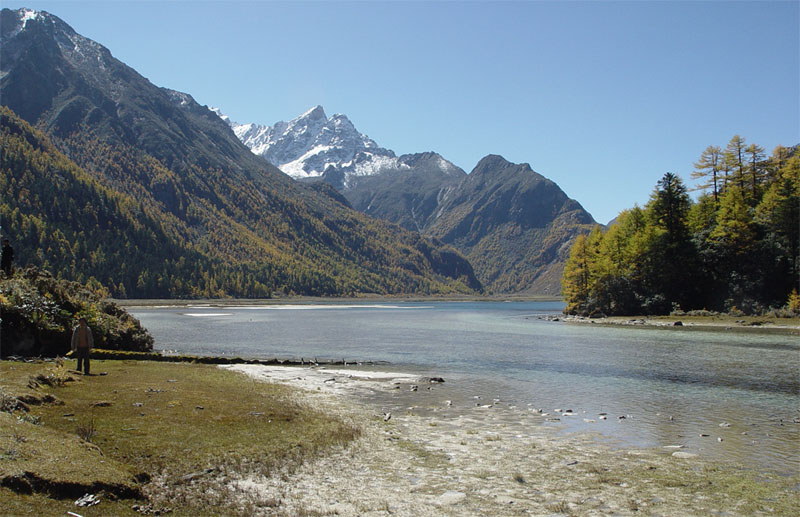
[562,137,799,316]
[230,103,598,295]
[0,107,477,298]
[425,155,596,294]
[0,8,480,298]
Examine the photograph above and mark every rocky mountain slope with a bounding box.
[426,155,596,294]
[0,7,480,297]
[216,106,466,194]
[224,110,596,294]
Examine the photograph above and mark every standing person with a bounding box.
[71,317,94,375]
[1,239,13,277]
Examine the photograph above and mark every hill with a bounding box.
[0,8,480,297]
[426,155,596,294]
[226,104,596,295]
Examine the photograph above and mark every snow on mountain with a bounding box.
[3,8,120,93]
[213,105,407,185]
[2,8,37,40]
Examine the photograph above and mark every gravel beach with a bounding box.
[219,364,798,516]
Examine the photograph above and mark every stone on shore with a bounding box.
[437,490,467,505]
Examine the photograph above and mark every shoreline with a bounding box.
[119,297,800,336]
[221,364,799,516]
[112,295,563,308]
[547,314,800,335]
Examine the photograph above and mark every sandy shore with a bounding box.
[217,364,797,516]
[550,314,800,335]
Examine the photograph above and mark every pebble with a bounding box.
[437,490,466,506]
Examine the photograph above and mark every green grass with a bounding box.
[0,359,360,516]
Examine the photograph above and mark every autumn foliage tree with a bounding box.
[562,139,799,316]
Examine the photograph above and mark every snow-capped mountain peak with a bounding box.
[3,7,117,91]
[20,8,39,27]
[215,106,397,182]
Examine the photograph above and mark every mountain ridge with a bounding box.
[223,108,597,294]
[0,7,480,297]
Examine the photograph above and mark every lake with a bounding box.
[129,301,799,475]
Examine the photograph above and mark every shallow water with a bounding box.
[130,301,800,475]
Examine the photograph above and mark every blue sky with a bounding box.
[12,0,800,224]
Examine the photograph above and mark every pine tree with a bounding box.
[562,232,594,315]
[745,143,767,203]
[725,135,748,196]
[692,145,723,203]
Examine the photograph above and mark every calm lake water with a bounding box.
[130,301,800,475]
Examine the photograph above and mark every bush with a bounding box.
[1,266,153,357]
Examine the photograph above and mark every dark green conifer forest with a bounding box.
[562,137,799,316]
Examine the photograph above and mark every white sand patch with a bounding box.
[223,364,422,398]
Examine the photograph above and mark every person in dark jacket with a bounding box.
[1,239,13,277]
[71,317,94,375]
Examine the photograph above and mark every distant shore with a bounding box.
[116,297,800,336]
[550,314,800,335]
[112,294,563,308]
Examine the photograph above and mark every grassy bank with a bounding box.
[0,359,359,516]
